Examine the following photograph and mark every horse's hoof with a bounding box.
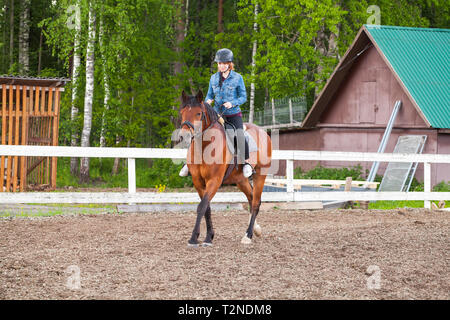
[202,242,213,247]
[241,235,252,245]
[254,224,262,237]
[187,242,199,248]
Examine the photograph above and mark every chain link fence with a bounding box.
[242,97,307,127]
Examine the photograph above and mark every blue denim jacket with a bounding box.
[205,70,247,116]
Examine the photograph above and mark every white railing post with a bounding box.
[286,159,294,194]
[128,158,136,194]
[424,162,431,209]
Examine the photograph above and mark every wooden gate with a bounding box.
[0,77,66,192]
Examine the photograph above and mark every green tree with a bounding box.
[221,0,345,111]
[1,0,448,184]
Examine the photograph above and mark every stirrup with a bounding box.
[243,162,254,178]
[179,163,190,177]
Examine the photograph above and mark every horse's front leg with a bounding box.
[202,204,214,246]
[188,194,210,247]
[188,178,221,247]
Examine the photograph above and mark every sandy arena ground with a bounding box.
[0,207,448,300]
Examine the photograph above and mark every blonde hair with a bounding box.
[217,62,234,72]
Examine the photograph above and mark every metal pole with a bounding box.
[367,100,402,182]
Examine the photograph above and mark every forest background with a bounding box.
[0,0,448,184]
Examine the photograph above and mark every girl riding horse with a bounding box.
[180,48,254,178]
[179,90,272,246]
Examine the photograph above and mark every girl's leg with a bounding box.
[225,115,249,162]
[224,115,253,178]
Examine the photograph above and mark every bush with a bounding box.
[294,164,364,181]
[56,158,193,189]
[395,180,450,192]
[433,181,450,192]
[136,158,192,188]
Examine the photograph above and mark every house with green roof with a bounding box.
[278,25,450,186]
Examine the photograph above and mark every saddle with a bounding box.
[220,120,257,183]
[221,121,257,155]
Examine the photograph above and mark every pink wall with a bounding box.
[320,45,427,128]
[276,45,450,186]
[276,128,448,186]
[274,129,320,176]
[437,134,450,185]
[319,128,439,185]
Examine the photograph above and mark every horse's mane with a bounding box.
[204,102,219,124]
[181,96,219,124]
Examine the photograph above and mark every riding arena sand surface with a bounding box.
[0,207,448,300]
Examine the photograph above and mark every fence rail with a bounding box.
[1,145,449,208]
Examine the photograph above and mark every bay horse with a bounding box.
[179,90,272,246]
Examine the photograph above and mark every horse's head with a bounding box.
[179,90,206,137]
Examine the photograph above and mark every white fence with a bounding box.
[1,145,450,208]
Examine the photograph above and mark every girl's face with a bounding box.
[218,62,230,73]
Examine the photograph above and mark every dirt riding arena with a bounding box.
[0,207,448,300]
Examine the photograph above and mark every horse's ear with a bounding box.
[196,90,204,103]
[181,90,188,103]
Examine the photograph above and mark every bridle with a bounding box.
[180,109,206,133]
[180,102,225,142]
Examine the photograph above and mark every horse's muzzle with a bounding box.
[179,126,194,144]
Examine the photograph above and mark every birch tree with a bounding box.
[99,18,109,148]
[1,3,6,72]
[248,1,258,123]
[37,28,43,74]
[18,0,30,74]
[79,4,95,183]
[252,0,345,101]
[9,0,13,68]
[69,1,81,174]
[173,0,185,81]
[172,0,186,130]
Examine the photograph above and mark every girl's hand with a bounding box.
[223,102,233,109]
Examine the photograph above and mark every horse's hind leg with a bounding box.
[236,178,253,210]
[249,213,262,237]
[241,173,266,244]
[236,179,261,240]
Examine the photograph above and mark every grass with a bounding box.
[0,203,118,218]
[368,200,448,209]
[369,181,450,209]
[26,203,116,209]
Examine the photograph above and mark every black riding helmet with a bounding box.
[214,48,233,63]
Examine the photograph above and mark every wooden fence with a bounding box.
[0,145,449,208]
[0,84,61,192]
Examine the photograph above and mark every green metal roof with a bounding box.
[364,25,450,129]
